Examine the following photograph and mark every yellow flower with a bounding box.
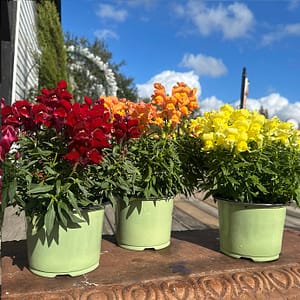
[220,104,234,119]
[236,140,248,152]
[202,132,215,150]
[215,133,225,146]
[233,119,250,133]
[203,140,214,150]
[251,111,265,125]
[276,134,288,144]
[223,128,239,147]
[212,112,228,130]
[237,131,248,141]
[231,109,249,120]
[265,117,280,132]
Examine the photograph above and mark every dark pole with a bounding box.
[240,67,246,109]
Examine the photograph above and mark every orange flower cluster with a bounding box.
[102,96,127,117]
[102,82,199,133]
[102,97,156,132]
[127,101,157,132]
[151,82,199,127]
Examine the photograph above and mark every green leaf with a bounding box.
[57,202,68,227]
[55,179,61,196]
[45,166,57,175]
[28,184,53,194]
[44,204,55,234]
[8,178,17,201]
[67,190,80,214]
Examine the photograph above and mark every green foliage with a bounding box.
[186,104,300,206]
[9,131,103,235]
[37,0,67,89]
[96,135,193,207]
[184,136,300,206]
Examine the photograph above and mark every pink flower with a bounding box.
[0,125,18,161]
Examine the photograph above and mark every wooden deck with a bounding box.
[102,192,300,235]
[2,192,300,242]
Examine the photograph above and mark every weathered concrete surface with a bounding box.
[1,206,26,242]
[2,229,300,299]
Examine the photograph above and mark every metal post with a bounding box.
[240,67,246,109]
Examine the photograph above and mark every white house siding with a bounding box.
[12,0,38,103]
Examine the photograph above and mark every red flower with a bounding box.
[57,80,67,90]
[32,104,50,126]
[13,100,32,119]
[36,80,73,111]
[84,96,93,106]
[1,106,21,127]
[63,148,80,163]
[87,148,103,164]
[113,114,141,142]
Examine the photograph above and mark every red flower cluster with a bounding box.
[64,97,113,165]
[1,81,142,166]
[113,114,141,143]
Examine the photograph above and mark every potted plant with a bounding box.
[185,104,300,261]
[1,81,128,277]
[97,82,199,250]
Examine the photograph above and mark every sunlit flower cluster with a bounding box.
[102,97,157,132]
[189,104,299,153]
[1,81,141,166]
[151,82,198,127]
[102,82,199,135]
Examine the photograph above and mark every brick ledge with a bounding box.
[2,229,300,299]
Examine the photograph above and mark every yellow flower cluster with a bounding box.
[189,104,299,153]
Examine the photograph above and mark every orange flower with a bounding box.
[150,82,199,129]
[171,111,181,126]
[180,106,189,115]
[128,101,157,132]
[166,103,175,111]
[100,82,198,135]
[102,96,127,117]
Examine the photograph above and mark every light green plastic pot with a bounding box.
[115,198,174,251]
[27,206,104,277]
[218,199,286,262]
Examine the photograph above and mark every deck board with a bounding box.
[2,194,300,242]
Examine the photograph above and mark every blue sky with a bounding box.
[62,0,300,122]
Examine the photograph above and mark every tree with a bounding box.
[259,106,269,118]
[36,0,67,90]
[65,34,138,102]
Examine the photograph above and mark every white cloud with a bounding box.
[200,96,225,112]
[180,53,227,77]
[96,4,128,22]
[137,71,300,123]
[136,70,201,99]
[248,94,289,117]
[288,0,300,10]
[94,29,119,40]
[174,0,254,39]
[262,23,300,45]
